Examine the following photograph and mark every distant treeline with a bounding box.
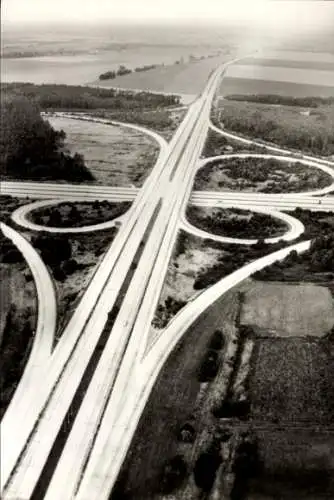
[99,63,158,81]
[3,82,180,109]
[225,94,334,108]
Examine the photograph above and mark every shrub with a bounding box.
[160,455,188,493]
[193,450,222,491]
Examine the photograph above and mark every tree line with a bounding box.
[99,63,158,80]
[3,82,180,110]
[225,94,334,108]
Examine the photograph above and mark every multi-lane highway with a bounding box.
[1,58,238,500]
[1,55,334,500]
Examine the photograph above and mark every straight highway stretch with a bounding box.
[1,58,240,500]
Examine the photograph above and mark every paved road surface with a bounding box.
[2,59,333,500]
[0,223,56,421]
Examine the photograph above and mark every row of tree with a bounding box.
[99,63,158,81]
[225,94,334,108]
[3,82,180,110]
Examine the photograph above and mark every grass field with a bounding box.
[247,429,334,499]
[47,116,159,186]
[246,332,334,499]
[225,64,334,88]
[250,337,334,425]
[219,77,334,98]
[241,282,334,337]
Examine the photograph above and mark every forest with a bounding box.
[0,96,93,182]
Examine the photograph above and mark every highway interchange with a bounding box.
[1,57,334,499]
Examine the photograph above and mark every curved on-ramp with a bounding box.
[180,205,305,244]
[209,121,334,169]
[44,111,168,154]
[11,198,129,234]
[0,223,56,421]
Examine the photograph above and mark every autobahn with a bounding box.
[1,58,244,500]
[2,59,334,499]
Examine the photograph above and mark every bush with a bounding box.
[208,330,224,350]
[198,349,220,382]
[160,455,188,493]
[193,450,222,491]
[32,234,72,265]
[177,423,196,443]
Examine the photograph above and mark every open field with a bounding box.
[219,78,334,98]
[254,50,334,64]
[241,281,334,337]
[194,156,332,193]
[29,200,131,228]
[225,64,334,88]
[48,116,159,186]
[219,50,334,98]
[247,429,334,500]
[250,337,334,425]
[115,284,244,499]
[186,206,287,239]
[241,57,334,72]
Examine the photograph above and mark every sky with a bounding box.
[2,0,334,31]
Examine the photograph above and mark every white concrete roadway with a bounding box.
[1,59,239,499]
[0,223,56,417]
[71,239,312,499]
[2,61,334,500]
[11,198,127,234]
[198,153,334,196]
[42,111,169,154]
[22,61,227,500]
[180,206,305,245]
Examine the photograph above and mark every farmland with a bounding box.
[194,156,331,193]
[241,282,334,338]
[250,337,334,425]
